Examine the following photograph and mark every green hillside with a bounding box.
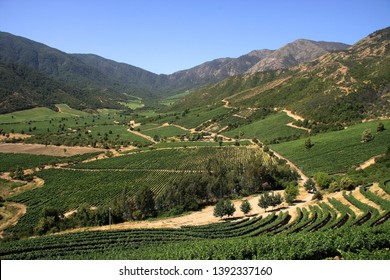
[173,27,390,125]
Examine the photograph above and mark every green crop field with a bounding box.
[119,100,144,109]
[141,125,189,138]
[223,112,307,143]
[2,184,389,259]
[0,152,100,172]
[174,106,231,129]
[55,104,90,117]
[72,146,259,171]
[160,91,190,106]
[0,107,61,123]
[153,140,251,148]
[271,120,390,176]
[5,146,264,236]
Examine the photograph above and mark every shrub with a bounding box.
[314,172,332,189]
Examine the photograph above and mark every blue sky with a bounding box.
[1,0,389,74]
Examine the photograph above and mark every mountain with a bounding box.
[0,31,353,113]
[159,49,273,94]
[0,62,123,113]
[174,27,390,124]
[247,39,350,73]
[0,32,160,100]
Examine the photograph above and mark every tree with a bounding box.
[361,129,374,143]
[304,138,313,149]
[213,199,236,219]
[284,184,299,205]
[377,122,385,132]
[312,191,323,201]
[240,200,252,215]
[258,192,271,212]
[314,172,332,189]
[134,187,156,219]
[11,166,24,180]
[224,199,236,217]
[213,199,226,218]
[304,179,316,193]
[269,192,283,210]
[339,176,356,191]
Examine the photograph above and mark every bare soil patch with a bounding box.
[0,202,27,237]
[0,143,104,157]
[282,109,305,122]
[0,133,32,140]
[356,154,384,170]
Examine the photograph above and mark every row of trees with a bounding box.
[213,184,300,219]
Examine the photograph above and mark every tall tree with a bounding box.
[284,184,299,205]
[240,200,252,215]
[135,186,156,219]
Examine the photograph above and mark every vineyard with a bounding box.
[71,146,262,171]
[1,184,389,259]
[5,146,274,236]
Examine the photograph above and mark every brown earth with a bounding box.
[0,143,104,157]
[356,154,384,170]
[0,133,32,140]
[0,202,27,237]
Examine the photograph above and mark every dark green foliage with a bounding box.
[134,187,156,219]
[304,179,316,193]
[258,192,283,212]
[304,138,313,149]
[284,185,299,205]
[377,122,385,132]
[361,129,374,143]
[314,172,332,189]
[213,199,236,218]
[312,191,323,201]
[240,200,252,215]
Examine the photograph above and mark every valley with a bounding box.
[0,27,389,260]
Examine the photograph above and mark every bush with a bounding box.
[240,200,252,215]
[213,199,236,219]
[284,185,299,205]
[312,191,323,201]
[361,129,374,143]
[314,172,332,189]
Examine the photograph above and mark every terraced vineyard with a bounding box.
[1,184,389,259]
[5,146,272,236]
[71,146,263,171]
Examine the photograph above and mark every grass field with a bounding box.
[271,119,390,176]
[0,152,101,172]
[153,140,251,148]
[160,91,191,106]
[0,108,61,123]
[141,125,189,139]
[119,100,144,109]
[174,106,231,129]
[223,112,307,143]
[6,146,261,235]
[55,104,90,117]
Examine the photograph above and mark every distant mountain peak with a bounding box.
[246,39,350,74]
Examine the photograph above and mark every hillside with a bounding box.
[174,27,390,124]
[0,32,159,101]
[0,31,352,113]
[247,39,350,73]
[0,62,112,113]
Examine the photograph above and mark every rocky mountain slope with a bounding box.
[247,39,350,73]
[174,27,390,124]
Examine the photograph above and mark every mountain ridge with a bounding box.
[173,27,390,124]
[0,31,353,113]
